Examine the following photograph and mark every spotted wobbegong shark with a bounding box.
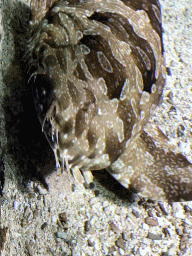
[25,0,192,201]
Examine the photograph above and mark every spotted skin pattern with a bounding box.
[26,0,192,201]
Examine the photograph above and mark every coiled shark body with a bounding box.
[26,0,192,201]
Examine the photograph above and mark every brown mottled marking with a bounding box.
[0,227,8,251]
[26,0,192,201]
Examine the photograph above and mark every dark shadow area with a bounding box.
[0,153,5,197]
[91,170,156,207]
[2,1,55,193]
[1,116,5,196]
[92,169,138,203]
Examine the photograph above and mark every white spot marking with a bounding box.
[84,9,94,17]
[140,111,145,120]
[131,123,141,136]
[144,152,154,165]
[139,91,150,104]
[135,66,143,93]
[116,117,124,142]
[97,51,113,73]
[76,30,83,41]
[80,59,93,80]
[97,77,108,95]
[164,165,175,176]
[151,83,156,93]
[152,4,161,23]
[120,79,131,100]
[110,98,118,112]
[80,44,90,55]
[136,46,151,70]
[131,98,138,118]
